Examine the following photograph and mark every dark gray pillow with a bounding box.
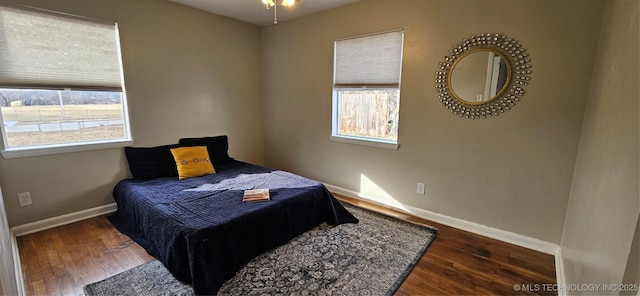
[178,135,232,165]
[124,144,181,180]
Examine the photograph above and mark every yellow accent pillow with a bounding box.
[170,146,216,180]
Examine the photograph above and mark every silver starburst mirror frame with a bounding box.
[435,33,532,119]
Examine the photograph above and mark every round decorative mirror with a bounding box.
[435,33,532,119]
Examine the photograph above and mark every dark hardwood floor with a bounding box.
[17,216,154,295]
[17,194,556,295]
[339,195,557,296]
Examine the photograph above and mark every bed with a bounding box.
[109,136,358,295]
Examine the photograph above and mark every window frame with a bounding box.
[330,29,404,150]
[0,3,132,158]
[331,87,400,150]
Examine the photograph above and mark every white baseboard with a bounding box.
[10,232,25,296]
[10,188,567,292]
[325,183,566,289]
[11,203,117,237]
[555,249,567,296]
[324,183,561,255]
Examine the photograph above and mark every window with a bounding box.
[0,3,131,158]
[331,29,404,149]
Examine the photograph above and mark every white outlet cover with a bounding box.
[18,192,32,206]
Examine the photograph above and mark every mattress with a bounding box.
[109,160,358,294]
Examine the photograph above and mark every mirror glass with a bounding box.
[435,33,531,119]
[449,50,509,104]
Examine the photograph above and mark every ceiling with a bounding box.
[169,0,361,27]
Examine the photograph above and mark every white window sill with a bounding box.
[1,138,133,159]
[330,135,399,150]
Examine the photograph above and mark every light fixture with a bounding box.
[281,0,298,7]
[261,0,299,25]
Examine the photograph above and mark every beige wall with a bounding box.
[561,0,639,291]
[0,0,264,226]
[0,0,635,288]
[621,217,639,296]
[260,0,606,244]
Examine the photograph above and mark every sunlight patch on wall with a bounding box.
[360,174,408,211]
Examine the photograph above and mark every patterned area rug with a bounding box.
[84,203,437,295]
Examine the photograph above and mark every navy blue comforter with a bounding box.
[109,160,358,295]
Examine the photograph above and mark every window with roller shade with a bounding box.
[331,29,404,149]
[0,2,131,158]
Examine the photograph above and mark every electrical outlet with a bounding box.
[416,183,426,195]
[18,192,32,207]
